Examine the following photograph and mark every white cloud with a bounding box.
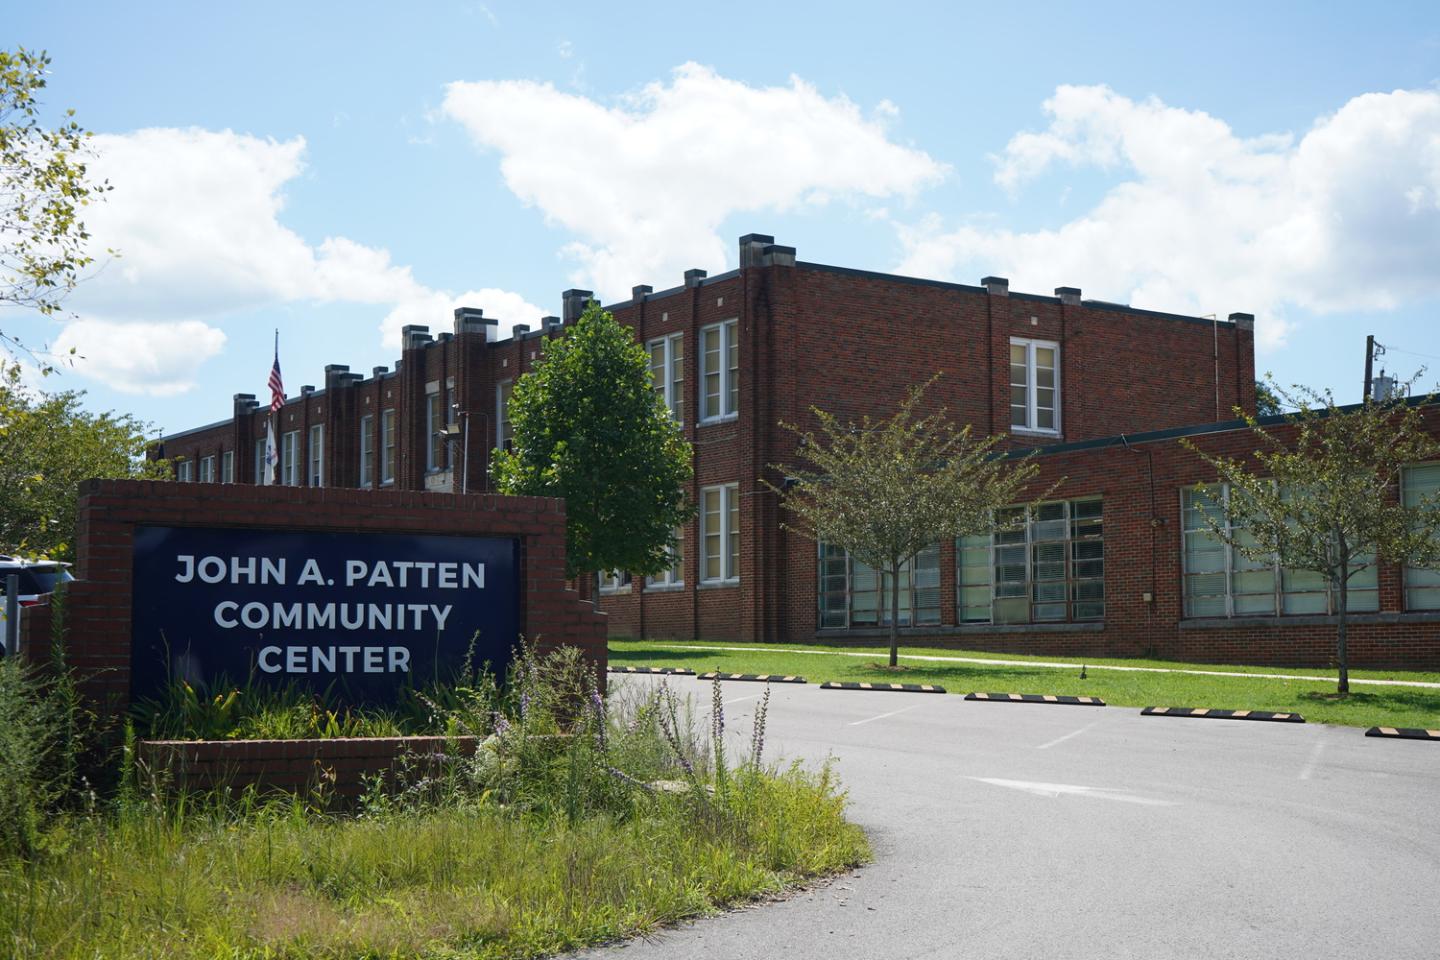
[59,127,535,393]
[899,85,1440,349]
[378,287,548,350]
[54,319,227,396]
[442,63,947,298]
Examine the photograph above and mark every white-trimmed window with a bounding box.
[198,455,215,483]
[818,543,941,628]
[496,380,513,452]
[701,319,738,422]
[359,415,374,487]
[599,570,632,593]
[175,459,192,482]
[1010,338,1059,434]
[648,333,684,423]
[281,430,300,486]
[701,483,740,583]
[1181,485,1378,617]
[648,527,685,588]
[426,386,444,471]
[1402,464,1440,610]
[308,424,324,486]
[958,499,1104,624]
[221,451,234,484]
[380,410,396,485]
[254,439,266,484]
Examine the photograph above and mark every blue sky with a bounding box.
[6,1,1440,434]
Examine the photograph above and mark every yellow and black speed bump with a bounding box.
[965,692,1105,706]
[820,681,946,694]
[1366,726,1440,741]
[697,672,807,684]
[608,666,696,676]
[1142,706,1305,723]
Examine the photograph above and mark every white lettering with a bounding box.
[273,603,301,630]
[392,560,414,587]
[345,560,368,587]
[367,564,394,588]
[368,604,392,631]
[414,561,435,587]
[286,647,306,672]
[364,647,383,672]
[258,646,282,673]
[388,646,411,672]
[197,556,227,584]
[175,555,195,583]
[261,557,285,585]
[438,562,457,588]
[214,601,238,628]
[339,646,360,671]
[463,562,484,589]
[340,604,364,630]
[431,604,452,631]
[306,603,335,630]
[240,602,268,629]
[231,556,256,585]
[297,559,325,585]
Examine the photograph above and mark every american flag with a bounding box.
[268,335,285,413]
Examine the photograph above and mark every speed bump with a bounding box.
[964,692,1105,706]
[608,666,696,676]
[1142,706,1304,723]
[820,681,946,694]
[697,672,807,684]
[1366,726,1440,741]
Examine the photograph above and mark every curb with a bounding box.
[820,681,946,694]
[608,666,696,676]
[697,672,807,684]
[965,692,1106,706]
[1142,706,1304,723]
[1366,726,1440,741]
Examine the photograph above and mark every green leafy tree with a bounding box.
[0,362,166,559]
[491,303,692,583]
[770,378,1045,667]
[1255,379,1283,418]
[1,48,110,358]
[1183,383,1440,693]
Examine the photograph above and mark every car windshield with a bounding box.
[0,566,74,596]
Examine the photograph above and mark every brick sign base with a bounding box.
[21,480,607,713]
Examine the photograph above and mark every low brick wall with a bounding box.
[138,735,481,800]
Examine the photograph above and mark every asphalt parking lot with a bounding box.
[575,676,1439,960]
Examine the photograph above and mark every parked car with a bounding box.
[0,556,74,653]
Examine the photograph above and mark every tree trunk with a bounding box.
[888,559,901,669]
[1335,558,1350,695]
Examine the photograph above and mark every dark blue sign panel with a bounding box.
[130,526,519,703]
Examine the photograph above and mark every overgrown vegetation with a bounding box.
[0,638,869,959]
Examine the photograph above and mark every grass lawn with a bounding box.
[610,639,1440,730]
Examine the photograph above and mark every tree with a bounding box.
[1255,379,1283,418]
[770,378,1045,668]
[1182,383,1440,693]
[1,48,109,358]
[0,362,166,559]
[491,303,692,583]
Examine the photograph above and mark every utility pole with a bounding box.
[1363,334,1375,402]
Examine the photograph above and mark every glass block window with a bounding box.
[1403,464,1440,610]
[816,544,941,628]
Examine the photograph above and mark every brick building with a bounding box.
[153,234,1440,668]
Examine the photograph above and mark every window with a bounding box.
[599,570,632,593]
[380,410,396,485]
[496,380,513,452]
[198,455,215,483]
[254,438,267,484]
[175,459,192,482]
[700,319,738,422]
[1403,464,1440,610]
[958,499,1104,623]
[1181,485,1378,617]
[701,483,740,583]
[221,451,234,484]
[358,415,374,487]
[648,527,685,588]
[426,387,444,471]
[281,431,300,486]
[308,424,324,486]
[1010,338,1059,434]
[818,544,941,628]
[648,333,684,423]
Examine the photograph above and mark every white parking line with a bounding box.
[848,703,924,726]
[1299,738,1327,780]
[970,777,1177,807]
[725,693,761,705]
[1036,720,1104,750]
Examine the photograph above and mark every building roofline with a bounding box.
[157,417,233,444]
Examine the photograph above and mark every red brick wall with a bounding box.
[20,480,607,711]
